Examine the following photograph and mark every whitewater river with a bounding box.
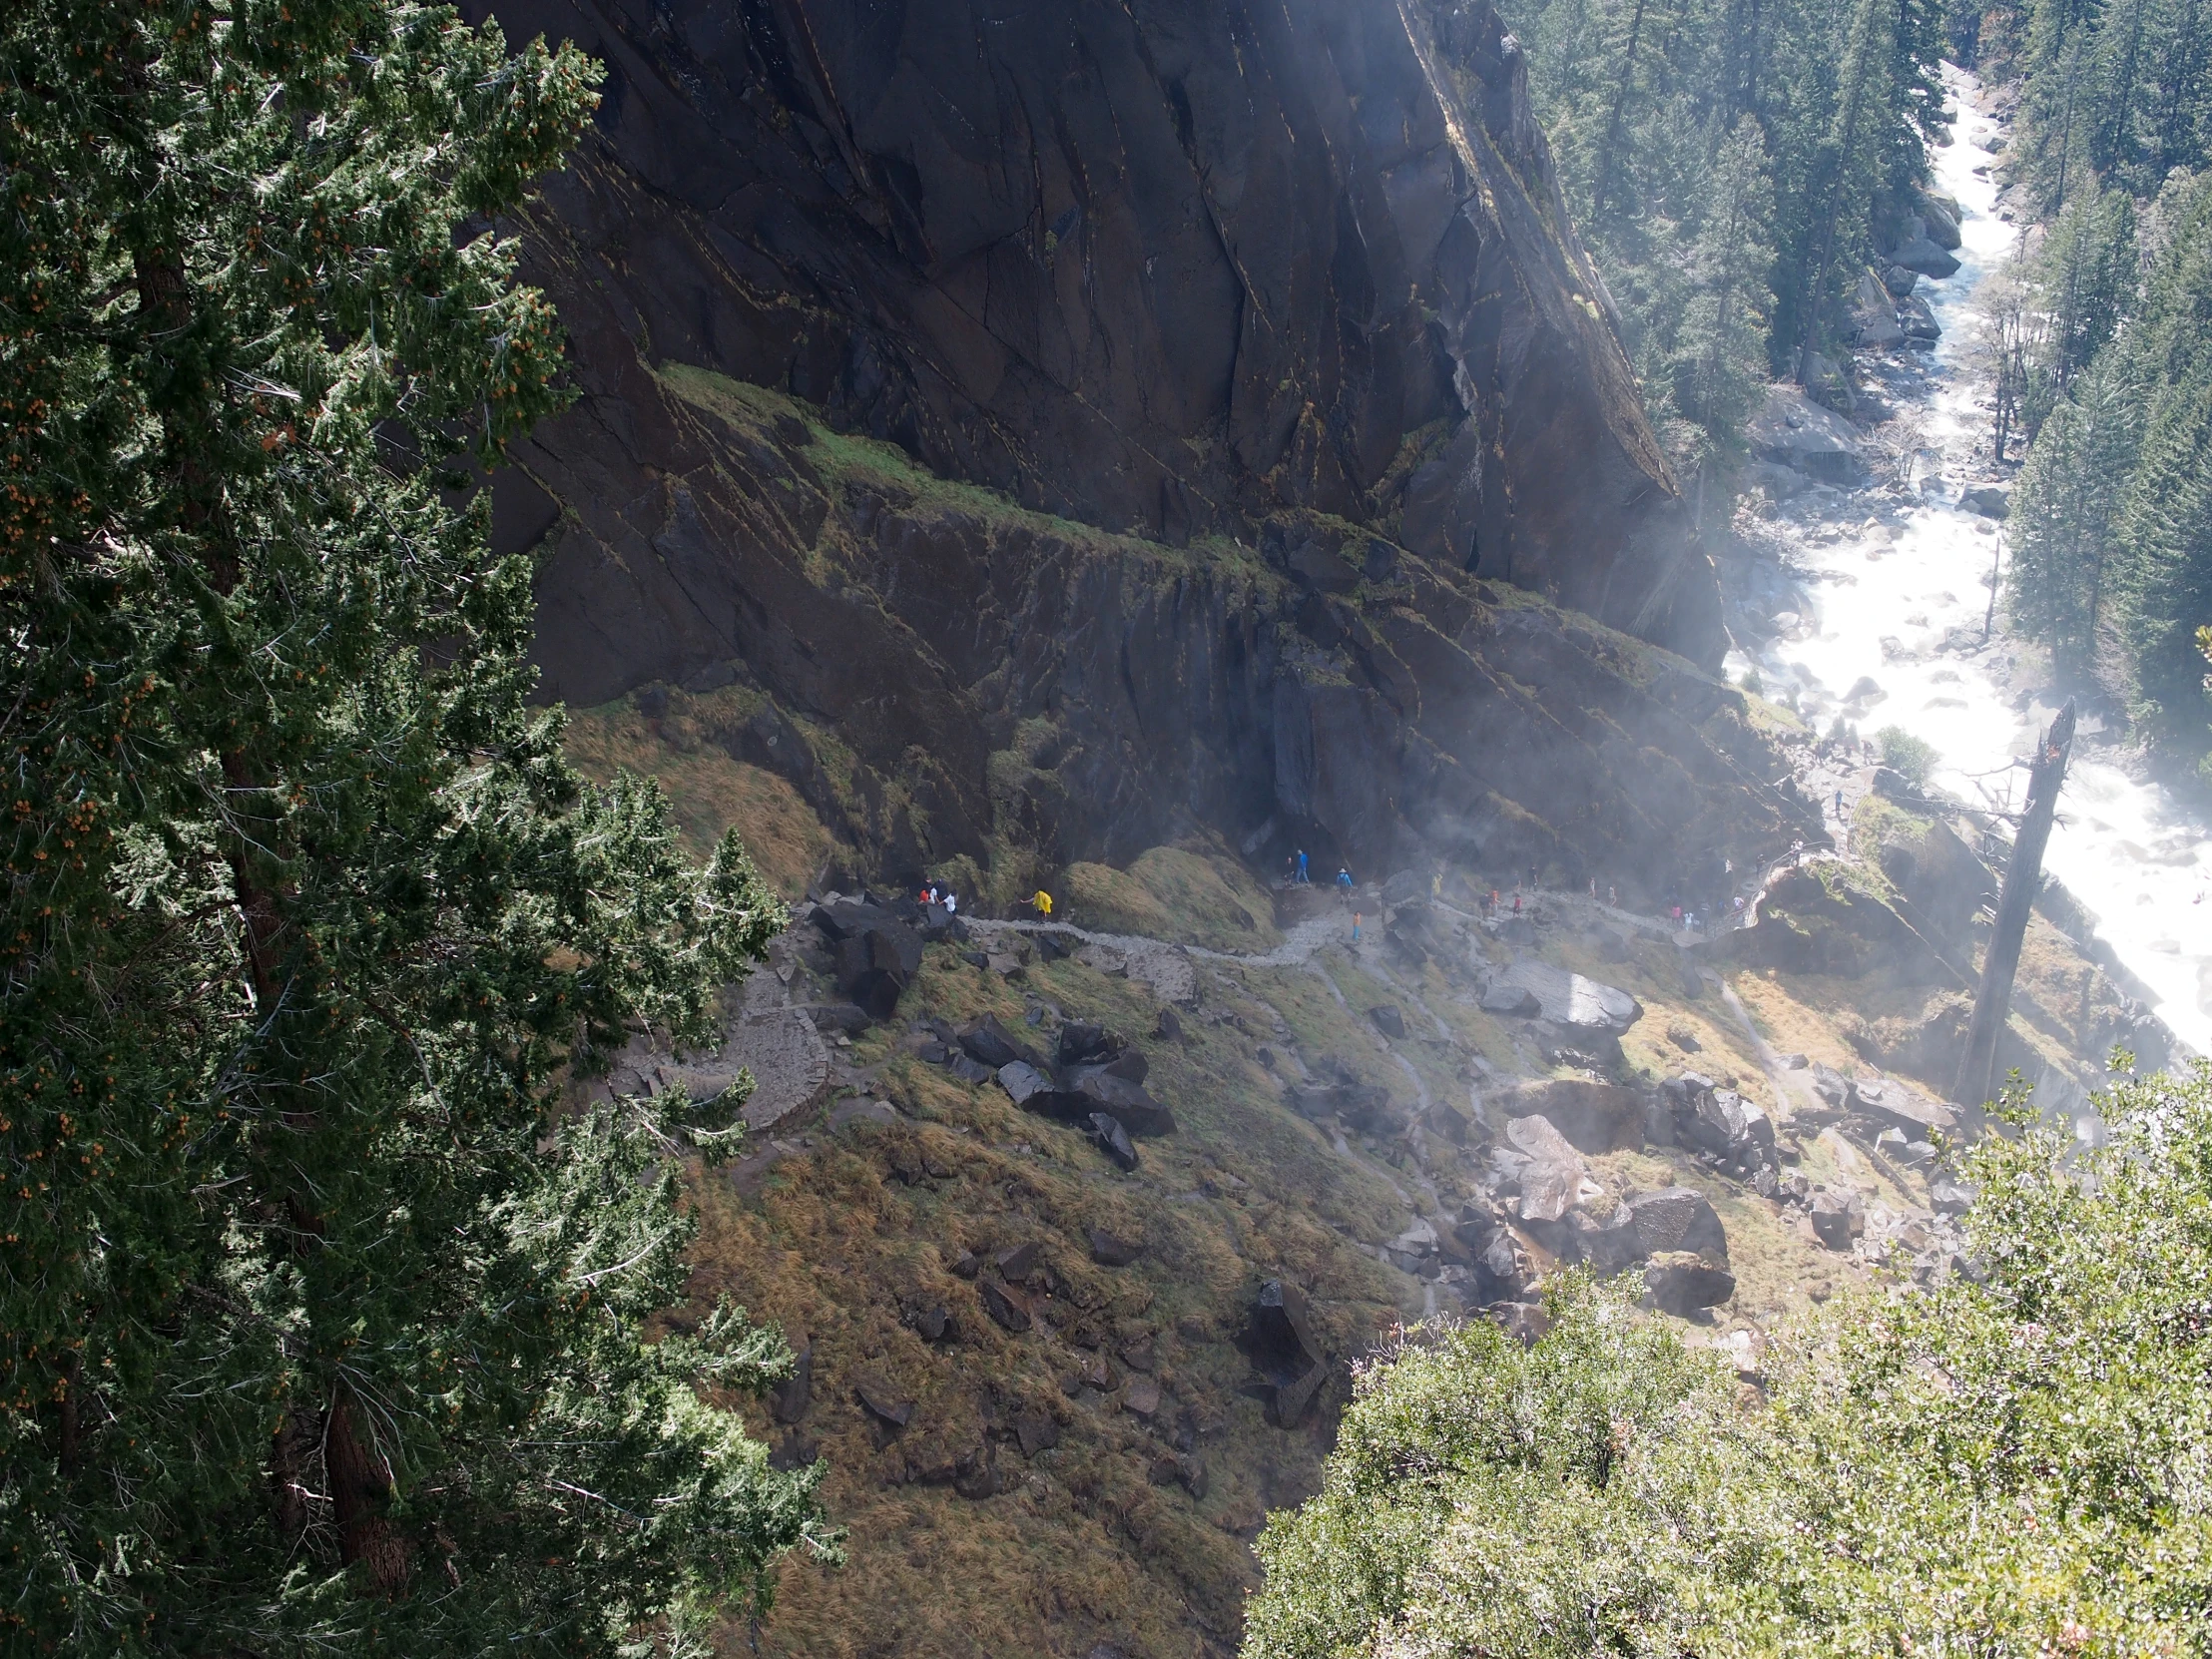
[1730,64,2211,1059]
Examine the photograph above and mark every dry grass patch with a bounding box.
[566,697,831,894]
[1061,844,1284,952]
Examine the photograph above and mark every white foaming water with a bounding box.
[1735,64,2211,1059]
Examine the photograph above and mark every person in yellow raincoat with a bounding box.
[1032,888,1053,918]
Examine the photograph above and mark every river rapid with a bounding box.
[1727,63,2210,1061]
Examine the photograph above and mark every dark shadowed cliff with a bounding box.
[479,0,1811,889]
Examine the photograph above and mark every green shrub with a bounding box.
[1874,724,1939,788]
[1246,1063,2212,1658]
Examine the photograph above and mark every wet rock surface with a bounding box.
[461,0,1840,900]
[483,0,1722,664]
[1748,386,1867,487]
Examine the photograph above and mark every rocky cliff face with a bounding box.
[481,0,1795,887]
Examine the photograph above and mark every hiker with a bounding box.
[1671,903,1683,926]
[1488,887,1499,912]
[1834,788,1846,817]
[1607,884,1618,907]
[1032,888,1053,918]
[1351,911,1362,943]
[1298,848,1311,884]
[1336,867,1353,903]
[1588,877,1598,900]
[1511,893,1521,914]
[1527,863,1538,890]
[1285,854,1297,886]
[944,890,958,915]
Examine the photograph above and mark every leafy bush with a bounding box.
[1246,1063,2212,1658]
[1875,724,1940,788]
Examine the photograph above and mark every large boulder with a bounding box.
[1960,482,2011,520]
[1380,869,1430,906]
[1480,981,1542,1017]
[1626,1186,1730,1265]
[1064,1068,1178,1138]
[1644,1251,1736,1315]
[1748,385,1865,486]
[1490,1078,1645,1154]
[1561,1203,1647,1273]
[1002,1058,1176,1138]
[1499,1113,1591,1223]
[1901,292,1940,342]
[1661,1072,1778,1176]
[1489,963,1643,1057]
[1249,1279,1322,1373]
[1850,268,1907,348]
[1930,1176,1974,1216]
[959,1014,1045,1071]
[1285,1079,1395,1126]
[995,1061,1054,1110]
[812,900,925,1019]
[1848,1076,1955,1142]
[1801,351,1857,416]
[1810,1063,1851,1110]
[1891,231,1961,278]
[1086,1110,1141,1171]
[1916,193,1964,250]
[1056,1021,1119,1068]
[1809,1186,1866,1250]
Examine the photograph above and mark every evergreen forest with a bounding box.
[1496,0,1949,493]
[1502,0,2212,771]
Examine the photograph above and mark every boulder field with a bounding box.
[652,847,2110,1655]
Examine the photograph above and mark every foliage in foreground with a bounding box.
[0,1,831,1652]
[1246,1062,2212,1657]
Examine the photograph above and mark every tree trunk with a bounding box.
[326,1385,412,1595]
[1591,0,1653,223]
[1954,702,2076,1109]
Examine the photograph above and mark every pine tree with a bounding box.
[2113,171,2212,752]
[2007,354,2142,675]
[2017,0,2102,209]
[2151,0,2211,173]
[1669,117,1782,511]
[2022,181,2138,436]
[1777,0,1947,378]
[2015,0,2212,208]
[1503,0,1942,455]
[0,0,833,1651]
